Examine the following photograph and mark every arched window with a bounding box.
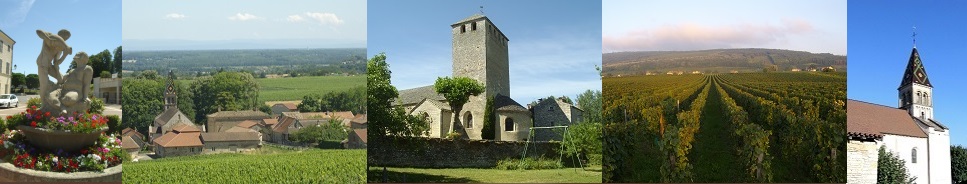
[421,112,431,123]
[925,93,930,106]
[912,148,918,163]
[916,91,921,104]
[464,112,473,128]
[504,117,515,131]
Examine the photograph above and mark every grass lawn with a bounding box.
[368,166,602,183]
[255,75,365,101]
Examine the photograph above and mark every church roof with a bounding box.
[153,107,194,129]
[847,99,928,138]
[914,118,948,131]
[900,48,932,89]
[495,94,528,113]
[453,14,487,26]
[397,85,446,106]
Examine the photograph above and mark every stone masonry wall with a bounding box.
[847,140,878,184]
[368,137,561,168]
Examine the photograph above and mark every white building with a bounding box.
[847,47,951,184]
[0,29,14,94]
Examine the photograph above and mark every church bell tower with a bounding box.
[898,47,933,120]
[164,70,177,110]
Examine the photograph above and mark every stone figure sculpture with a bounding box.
[35,29,91,116]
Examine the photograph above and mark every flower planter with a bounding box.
[16,125,107,153]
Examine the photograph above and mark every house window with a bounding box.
[464,112,473,128]
[421,112,431,123]
[471,22,477,31]
[461,25,466,33]
[912,148,918,163]
[504,117,514,131]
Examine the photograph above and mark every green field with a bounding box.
[368,167,602,183]
[124,149,366,183]
[255,75,365,101]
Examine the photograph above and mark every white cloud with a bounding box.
[228,13,262,21]
[286,15,304,22]
[164,13,186,20]
[287,12,343,25]
[1,0,35,27]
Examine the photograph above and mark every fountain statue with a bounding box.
[35,29,92,116]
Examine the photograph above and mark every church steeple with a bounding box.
[898,46,933,120]
[164,70,178,110]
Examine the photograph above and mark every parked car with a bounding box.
[0,94,18,108]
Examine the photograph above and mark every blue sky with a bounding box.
[0,0,120,75]
[848,2,967,145]
[123,0,366,50]
[603,0,846,55]
[368,0,602,104]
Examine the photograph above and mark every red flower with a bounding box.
[30,121,37,127]
[45,112,50,117]
[80,149,88,154]
[5,116,10,120]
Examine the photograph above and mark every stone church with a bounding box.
[398,14,582,142]
[847,46,951,184]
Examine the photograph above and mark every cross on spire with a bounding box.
[913,26,917,48]
[479,6,484,14]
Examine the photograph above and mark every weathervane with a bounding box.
[479,6,484,14]
[913,26,917,48]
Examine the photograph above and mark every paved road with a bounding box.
[0,95,122,118]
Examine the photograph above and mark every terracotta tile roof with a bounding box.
[153,132,202,148]
[262,118,278,126]
[207,110,270,118]
[354,129,367,143]
[172,124,202,133]
[122,128,145,140]
[847,99,927,138]
[122,135,140,149]
[200,132,260,142]
[351,114,367,124]
[330,111,355,120]
[225,126,256,133]
[274,103,298,110]
[236,120,258,128]
[273,117,298,133]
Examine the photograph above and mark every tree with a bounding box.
[434,76,484,139]
[25,74,39,89]
[11,73,25,91]
[953,145,967,183]
[82,49,113,80]
[190,71,259,123]
[113,46,122,76]
[288,119,348,148]
[878,146,916,184]
[121,78,164,136]
[482,96,496,140]
[576,90,602,123]
[299,94,322,112]
[368,53,428,138]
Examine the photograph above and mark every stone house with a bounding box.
[121,135,140,159]
[121,128,147,149]
[152,124,204,157]
[200,132,261,153]
[206,110,270,133]
[530,97,584,141]
[271,103,298,117]
[93,75,122,104]
[344,114,368,149]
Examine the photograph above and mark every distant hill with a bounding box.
[602,48,846,76]
[122,48,366,76]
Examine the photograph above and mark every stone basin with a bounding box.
[17,125,108,153]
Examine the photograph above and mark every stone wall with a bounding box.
[369,137,561,168]
[0,163,121,182]
[846,140,878,184]
[156,145,202,157]
[202,140,260,154]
